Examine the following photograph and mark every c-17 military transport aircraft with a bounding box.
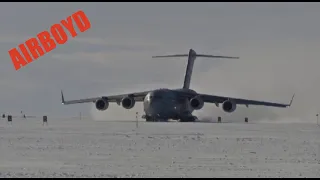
[61,49,294,122]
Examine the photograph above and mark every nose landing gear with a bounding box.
[144,115,168,122]
[179,115,198,122]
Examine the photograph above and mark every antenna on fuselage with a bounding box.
[152,49,239,89]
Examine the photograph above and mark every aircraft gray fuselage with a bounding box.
[143,88,199,121]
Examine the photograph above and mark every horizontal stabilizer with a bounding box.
[196,54,239,59]
[152,49,239,59]
[152,54,239,59]
[152,54,189,58]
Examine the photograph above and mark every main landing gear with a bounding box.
[179,116,198,122]
[145,115,168,122]
[143,115,198,122]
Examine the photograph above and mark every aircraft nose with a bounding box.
[148,99,173,114]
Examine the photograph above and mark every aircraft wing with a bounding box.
[198,93,295,108]
[61,90,151,105]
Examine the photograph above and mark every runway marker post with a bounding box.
[136,112,139,128]
[8,115,12,124]
[218,116,221,123]
[43,116,48,126]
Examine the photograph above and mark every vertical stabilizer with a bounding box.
[183,49,197,89]
[152,49,239,89]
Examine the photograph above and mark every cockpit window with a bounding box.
[148,94,163,99]
[147,92,167,100]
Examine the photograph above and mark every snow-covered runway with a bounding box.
[1,118,320,178]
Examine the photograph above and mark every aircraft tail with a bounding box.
[152,49,239,89]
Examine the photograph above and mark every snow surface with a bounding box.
[1,117,320,178]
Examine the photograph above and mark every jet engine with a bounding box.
[121,96,135,109]
[189,96,204,110]
[222,100,236,113]
[95,98,109,111]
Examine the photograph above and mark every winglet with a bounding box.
[288,93,295,107]
[61,90,65,105]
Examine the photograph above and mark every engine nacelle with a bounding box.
[222,100,237,113]
[189,96,204,110]
[95,98,109,111]
[121,96,135,109]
